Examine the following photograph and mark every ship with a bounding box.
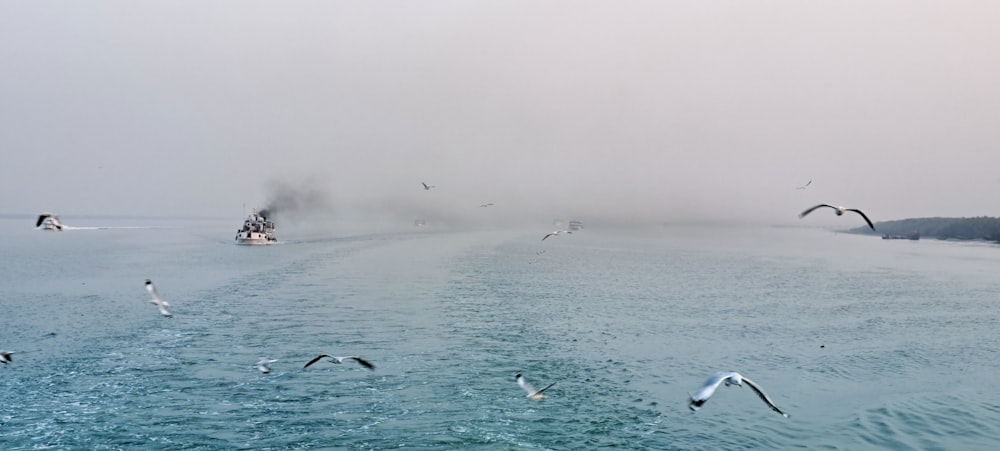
[882,231,920,240]
[36,212,64,231]
[235,209,276,245]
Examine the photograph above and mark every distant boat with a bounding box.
[235,209,276,245]
[36,212,63,231]
[882,232,920,240]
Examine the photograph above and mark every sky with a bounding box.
[2,1,999,229]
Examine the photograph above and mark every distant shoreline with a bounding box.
[848,216,1000,242]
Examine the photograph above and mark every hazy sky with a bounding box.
[3,1,999,228]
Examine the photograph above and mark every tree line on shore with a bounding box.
[848,216,1000,241]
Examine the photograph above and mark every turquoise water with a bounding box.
[2,217,999,449]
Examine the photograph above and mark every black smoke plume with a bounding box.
[261,179,333,222]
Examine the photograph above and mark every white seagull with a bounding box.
[796,180,812,190]
[256,358,278,374]
[688,372,789,417]
[303,354,375,370]
[144,279,172,317]
[799,204,875,231]
[421,182,436,190]
[516,372,555,400]
[0,351,12,364]
[542,230,571,241]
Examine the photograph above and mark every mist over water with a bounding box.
[2,218,999,449]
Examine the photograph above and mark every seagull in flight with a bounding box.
[542,230,571,241]
[144,279,172,317]
[688,372,789,417]
[796,180,812,190]
[0,351,12,364]
[256,358,278,374]
[421,182,436,190]
[516,372,555,400]
[799,204,875,231]
[303,354,375,370]
[479,202,494,207]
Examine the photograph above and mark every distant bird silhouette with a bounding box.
[421,182,436,190]
[689,371,788,417]
[542,230,571,241]
[799,204,875,231]
[144,279,172,317]
[303,354,375,370]
[479,203,494,207]
[796,180,812,190]
[516,372,555,400]
[256,358,278,374]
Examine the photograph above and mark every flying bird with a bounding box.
[515,372,555,400]
[303,354,375,370]
[542,230,571,241]
[421,182,436,190]
[799,204,875,231]
[479,203,494,207]
[688,372,788,417]
[0,351,12,364]
[796,180,812,190]
[256,358,278,374]
[144,279,172,317]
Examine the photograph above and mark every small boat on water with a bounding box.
[235,209,276,245]
[36,212,63,231]
[882,231,920,240]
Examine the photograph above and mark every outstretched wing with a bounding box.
[798,204,835,218]
[348,356,375,370]
[847,209,875,231]
[517,375,537,395]
[145,282,162,303]
[534,382,555,396]
[741,377,789,418]
[36,215,48,227]
[542,233,554,241]
[303,354,330,369]
[689,372,732,410]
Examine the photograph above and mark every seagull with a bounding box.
[421,182,436,190]
[479,203,494,207]
[515,372,555,400]
[256,358,278,374]
[0,351,12,364]
[799,204,875,231]
[688,372,789,417]
[144,279,172,317]
[303,354,375,370]
[796,180,812,190]
[542,230,571,241]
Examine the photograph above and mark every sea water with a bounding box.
[1,217,999,449]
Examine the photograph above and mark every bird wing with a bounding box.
[303,354,331,369]
[689,372,733,408]
[847,209,875,231]
[157,305,172,317]
[517,375,537,395]
[542,233,554,241]
[534,382,555,396]
[348,356,376,370]
[36,215,48,227]
[146,283,162,303]
[798,204,836,218]
[741,377,789,418]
